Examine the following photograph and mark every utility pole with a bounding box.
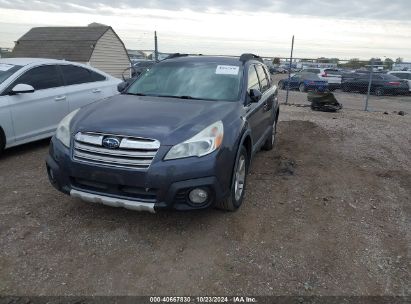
[285,35,294,104]
[154,31,159,62]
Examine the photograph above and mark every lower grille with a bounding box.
[72,132,160,170]
[72,177,157,202]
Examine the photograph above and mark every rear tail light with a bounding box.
[321,73,328,77]
[388,82,401,86]
[308,81,315,85]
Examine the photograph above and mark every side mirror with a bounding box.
[249,88,262,103]
[10,84,35,95]
[117,81,128,93]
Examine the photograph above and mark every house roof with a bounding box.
[11,26,111,62]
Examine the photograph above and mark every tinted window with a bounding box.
[392,73,410,80]
[60,65,105,85]
[255,65,269,92]
[358,74,370,79]
[301,72,322,81]
[127,62,242,102]
[13,65,62,90]
[247,65,260,92]
[382,74,400,81]
[304,69,320,74]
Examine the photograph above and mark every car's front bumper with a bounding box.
[46,137,233,212]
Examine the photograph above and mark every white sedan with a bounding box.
[0,58,122,154]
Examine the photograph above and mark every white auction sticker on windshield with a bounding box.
[0,64,14,71]
[216,65,239,75]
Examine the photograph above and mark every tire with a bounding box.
[278,81,285,90]
[262,118,277,151]
[0,132,5,156]
[375,87,384,96]
[215,146,249,211]
[299,83,307,92]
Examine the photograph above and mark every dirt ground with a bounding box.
[0,105,410,296]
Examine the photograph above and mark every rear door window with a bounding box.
[11,65,63,90]
[60,65,106,85]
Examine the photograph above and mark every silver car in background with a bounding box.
[0,58,121,154]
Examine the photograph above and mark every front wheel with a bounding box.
[299,83,307,92]
[262,119,277,151]
[0,131,5,156]
[278,81,285,90]
[215,146,248,211]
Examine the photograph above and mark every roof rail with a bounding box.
[163,53,189,60]
[239,53,263,63]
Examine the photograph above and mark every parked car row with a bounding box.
[277,68,410,96]
[341,73,409,96]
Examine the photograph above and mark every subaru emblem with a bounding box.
[102,137,120,149]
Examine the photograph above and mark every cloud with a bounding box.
[0,0,409,21]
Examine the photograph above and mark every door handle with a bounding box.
[54,96,66,101]
[92,89,102,93]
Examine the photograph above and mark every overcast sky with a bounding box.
[0,0,410,60]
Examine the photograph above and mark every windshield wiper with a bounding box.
[123,92,147,96]
[159,95,214,101]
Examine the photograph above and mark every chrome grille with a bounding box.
[72,132,160,170]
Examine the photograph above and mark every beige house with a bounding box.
[12,25,130,79]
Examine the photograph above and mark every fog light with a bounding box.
[189,188,208,205]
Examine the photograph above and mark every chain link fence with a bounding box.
[266,57,411,114]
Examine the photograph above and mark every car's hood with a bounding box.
[72,94,238,145]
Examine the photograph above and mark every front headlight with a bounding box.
[56,109,80,147]
[164,121,224,160]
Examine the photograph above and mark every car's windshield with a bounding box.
[126,61,243,101]
[0,63,22,85]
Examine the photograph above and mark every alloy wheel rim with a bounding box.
[234,155,246,201]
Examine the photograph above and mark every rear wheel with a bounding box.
[215,146,248,211]
[375,87,384,96]
[299,83,307,92]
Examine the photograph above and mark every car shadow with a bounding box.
[1,138,50,160]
